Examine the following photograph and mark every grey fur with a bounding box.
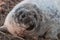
[1,0,60,40]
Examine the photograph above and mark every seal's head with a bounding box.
[3,4,42,37]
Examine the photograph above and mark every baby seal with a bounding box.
[0,0,60,40]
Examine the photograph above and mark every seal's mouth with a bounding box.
[26,23,35,31]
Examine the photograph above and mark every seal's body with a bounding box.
[1,0,60,40]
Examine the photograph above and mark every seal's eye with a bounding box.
[22,14,25,18]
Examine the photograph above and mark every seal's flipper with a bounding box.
[0,26,10,34]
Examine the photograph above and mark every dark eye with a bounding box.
[34,14,37,20]
[19,10,23,15]
[16,10,23,17]
[22,14,25,18]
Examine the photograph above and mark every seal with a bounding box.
[0,0,60,40]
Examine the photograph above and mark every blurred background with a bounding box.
[0,0,22,26]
